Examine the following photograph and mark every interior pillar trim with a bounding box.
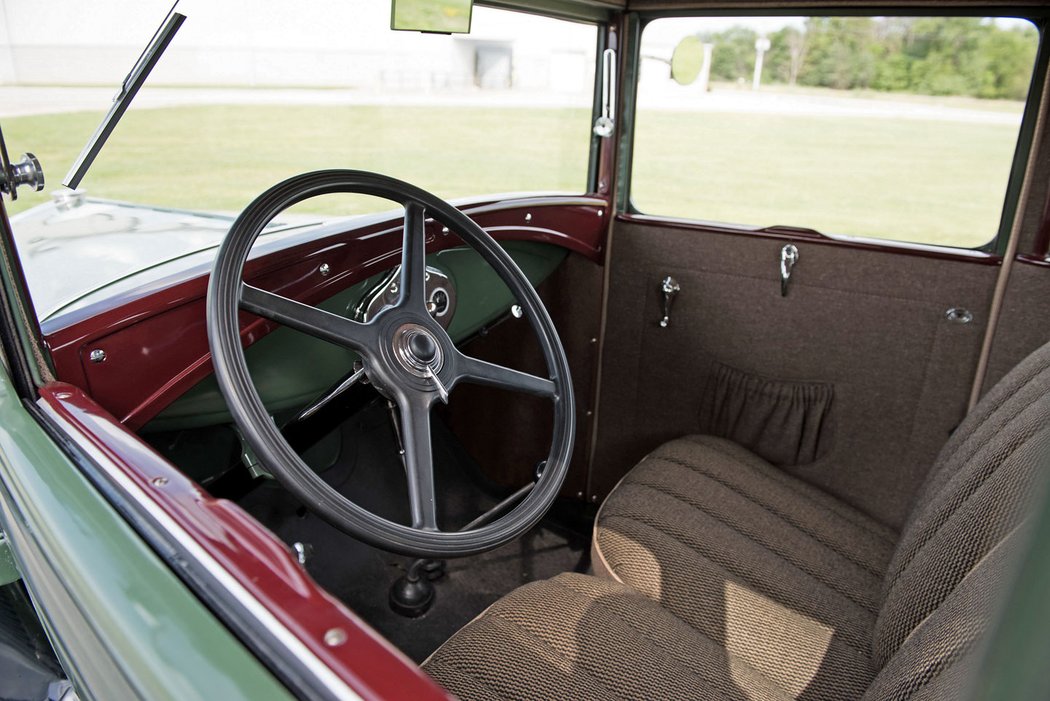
[969,67,1050,409]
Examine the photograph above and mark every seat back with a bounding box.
[867,341,1050,696]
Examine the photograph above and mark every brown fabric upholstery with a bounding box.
[424,572,844,701]
[698,363,835,467]
[862,527,1024,701]
[594,436,894,637]
[592,221,994,529]
[590,435,893,698]
[425,341,1050,700]
[874,343,1050,668]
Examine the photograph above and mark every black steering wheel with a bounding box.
[206,170,575,557]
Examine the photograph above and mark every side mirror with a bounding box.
[391,0,473,34]
[670,35,704,86]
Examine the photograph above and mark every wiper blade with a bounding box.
[63,5,186,190]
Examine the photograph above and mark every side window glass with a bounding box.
[632,16,1040,248]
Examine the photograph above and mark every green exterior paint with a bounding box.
[0,369,295,701]
[146,241,567,432]
[0,531,18,585]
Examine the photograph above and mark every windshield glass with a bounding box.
[0,1,598,317]
[4,1,598,214]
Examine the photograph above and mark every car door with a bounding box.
[588,11,1049,530]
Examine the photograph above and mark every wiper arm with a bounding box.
[63,5,186,190]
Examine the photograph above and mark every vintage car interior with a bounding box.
[1,0,1050,699]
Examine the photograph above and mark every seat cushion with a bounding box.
[424,572,866,701]
[593,435,897,696]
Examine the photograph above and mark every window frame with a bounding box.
[617,8,1050,256]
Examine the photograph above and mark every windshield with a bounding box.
[4,1,597,214]
[0,1,598,316]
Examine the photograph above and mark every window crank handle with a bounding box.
[659,276,680,328]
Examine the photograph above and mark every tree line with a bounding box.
[700,17,1038,100]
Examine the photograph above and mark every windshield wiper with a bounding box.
[63,4,186,190]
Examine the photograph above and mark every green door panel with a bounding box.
[146,241,567,432]
[0,370,295,701]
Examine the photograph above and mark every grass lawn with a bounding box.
[4,101,1020,248]
[632,110,1019,247]
[3,104,593,217]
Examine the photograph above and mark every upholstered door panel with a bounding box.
[591,221,997,528]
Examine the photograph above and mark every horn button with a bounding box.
[391,323,444,377]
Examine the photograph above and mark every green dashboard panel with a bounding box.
[144,241,567,433]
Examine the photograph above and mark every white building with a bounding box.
[0,1,595,95]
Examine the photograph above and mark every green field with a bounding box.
[632,110,1020,248]
[4,102,1022,248]
[3,104,593,217]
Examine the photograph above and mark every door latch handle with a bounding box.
[659,276,680,327]
[780,244,799,297]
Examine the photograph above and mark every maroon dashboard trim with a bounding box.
[38,382,453,701]
[618,213,1002,265]
[43,196,607,429]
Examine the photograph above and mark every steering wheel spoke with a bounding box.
[397,201,430,314]
[240,283,378,354]
[396,393,439,531]
[451,350,557,399]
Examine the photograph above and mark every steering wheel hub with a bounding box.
[392,323,444,377]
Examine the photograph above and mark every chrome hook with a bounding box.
[780,244,799,297]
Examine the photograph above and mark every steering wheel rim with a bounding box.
[206,170,575,557]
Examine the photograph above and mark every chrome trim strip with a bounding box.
[460,195,606,218]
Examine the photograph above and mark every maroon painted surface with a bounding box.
[619,213,1002,265]
[594,25,619,199]
[39,382,454,701]
[43,196,607,429]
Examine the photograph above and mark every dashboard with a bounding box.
[40,195,606,431]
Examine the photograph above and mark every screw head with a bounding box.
[151,477,169,487]
[89,349,107,363]
[319,263,331,277]
[324,628,347,647]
